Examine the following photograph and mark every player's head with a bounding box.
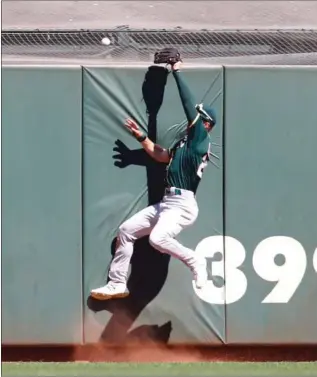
[195,103,216,132]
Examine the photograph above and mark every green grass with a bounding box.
[3,362,317,376]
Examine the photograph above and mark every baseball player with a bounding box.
[91,61,216,300]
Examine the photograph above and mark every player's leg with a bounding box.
[90,204,159,300]
[148,198,207,289]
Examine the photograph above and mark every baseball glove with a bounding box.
[154,47,182,65]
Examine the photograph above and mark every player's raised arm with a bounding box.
[124,118,170,163]
[172,62,198,126]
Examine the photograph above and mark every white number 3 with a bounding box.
[193,236,247,305]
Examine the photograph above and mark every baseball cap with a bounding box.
[195,103,216,126]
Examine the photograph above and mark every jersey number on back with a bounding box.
[197,143,211,178]
[197,155,208,178]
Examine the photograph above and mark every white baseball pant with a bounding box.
[109,188,199,285]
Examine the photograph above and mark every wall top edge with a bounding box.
[1,64,83,68]
[2,64,317,69]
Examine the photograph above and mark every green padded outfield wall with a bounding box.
[83,66,224,344]
[3,65,316,346]
[2,67,83,344]
[224,66,317,344]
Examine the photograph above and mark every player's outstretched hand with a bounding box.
[125,118,143,138]
[172,61,182,71]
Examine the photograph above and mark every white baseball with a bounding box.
[101,37,111,46]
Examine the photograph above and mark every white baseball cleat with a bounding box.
[90,281,129,300]
[192,257,208,289]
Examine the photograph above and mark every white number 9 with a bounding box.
[253,236,307,303]
[313,248,317,273]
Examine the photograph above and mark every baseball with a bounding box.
[101,37,111,46]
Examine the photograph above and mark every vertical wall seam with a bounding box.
[80,66,85,345]
[222,65,228,345]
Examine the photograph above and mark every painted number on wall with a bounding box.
[192,236,317,304]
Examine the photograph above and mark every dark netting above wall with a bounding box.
[2,28,317,65]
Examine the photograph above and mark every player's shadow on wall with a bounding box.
[87,66,172,345]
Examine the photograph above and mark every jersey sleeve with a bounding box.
[167,145,174,159]
[173,70,197,124]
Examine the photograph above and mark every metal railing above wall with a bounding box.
[2,28,317,65]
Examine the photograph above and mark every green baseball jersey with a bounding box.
[165,70,211,194]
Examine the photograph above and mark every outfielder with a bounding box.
[91,61,216,300]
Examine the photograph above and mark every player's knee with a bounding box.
[118,221,135,242]
[149,231,166,253]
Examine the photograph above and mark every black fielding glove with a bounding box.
[154,47,182,65]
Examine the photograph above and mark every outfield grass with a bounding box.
[3,362,317,376]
